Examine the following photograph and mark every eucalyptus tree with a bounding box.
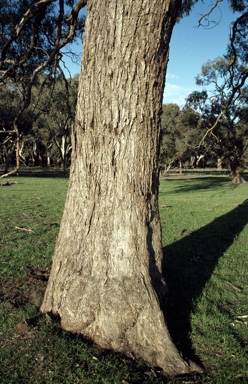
[1,0,245,377]
[0,82,34,172]
[187,55,248,183]
[160,104,202,173]
[0,84,18,170]
[187,4,248,182]
[0,0,84,175]
[40,1,205,377]
[32,73,79,170]
[160,103,180,172]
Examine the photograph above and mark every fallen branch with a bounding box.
[236,315,248,319]
[14,226,34,233]
[226,281,242,292]
[0,168,19,178]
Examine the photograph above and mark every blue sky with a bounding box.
[62,1,239,106]
[164,1,239,105]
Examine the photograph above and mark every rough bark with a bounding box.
[41,0,202,377]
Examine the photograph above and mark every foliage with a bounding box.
[186,55,248,182]
[185,1,248,183]
[160,104,203,171]
[0,1,84,175]
[0,74,79,171]
[30,73,79,169]
[0,80,35,170]
[0,171,247,383]
[0,0,85,82]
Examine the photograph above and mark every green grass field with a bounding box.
[0,171,247,383]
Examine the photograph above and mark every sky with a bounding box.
[62,1,239,107]
[163,1,239,106]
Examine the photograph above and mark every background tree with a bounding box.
[0,83,19,171]
[0,80,34,172]
[30,73,79,170]
[160,103,180,173]
[44,74,78,171]
[0,72,78,171]
[0,0,84,176]
[186,4,248,182]
[160,104,203,173]
[187,55,248,183]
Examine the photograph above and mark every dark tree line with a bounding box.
[1,64,247,182]
[0,0,84,176]
[0,74,79,173]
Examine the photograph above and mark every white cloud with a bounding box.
[166,73,179,80]
[163,83,192,106]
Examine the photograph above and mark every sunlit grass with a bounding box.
[160,174,248,383]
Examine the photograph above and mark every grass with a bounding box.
[160,174,248,383]
[0,170,247,383]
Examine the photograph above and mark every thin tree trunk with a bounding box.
[217,157,222,170]
[1,123,19,178]
[3,141,15,174]
[14,118,20,175]
[41,0,202,377]
[179,159,183,175]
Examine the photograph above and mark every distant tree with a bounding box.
[160,104,180,172]
[0,84,17,169]
[0,72,78,171]
[0,0,84,176]
[160,104,202,173]
[187,55,248,183]
[0,81,34,172]
[186,4,248,182]
[32,73,79,170]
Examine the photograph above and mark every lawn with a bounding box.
[0,171,247,383]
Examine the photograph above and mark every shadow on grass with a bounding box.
[0,166,69,178]
[161,176,232,194]
[162,199,248,363]
[162,174,248,194]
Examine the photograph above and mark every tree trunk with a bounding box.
[41,0,202,377]
[230,165,246,184]
[179,159,183,175]
[3,140,15,174]
[33,140,40,166]
[14,118,20,175]
[217,157,222,170]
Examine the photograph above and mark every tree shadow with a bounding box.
[160,176,232,195]
[161,175,248,195]
[162,199,248,363]
[0,166,69,178]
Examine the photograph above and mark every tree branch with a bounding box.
[1,0,86,78]
[197,0,223,29]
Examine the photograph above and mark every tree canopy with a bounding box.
[184,3,248,183]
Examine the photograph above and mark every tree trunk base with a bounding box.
[231,174,246,184]
[42,272,204,378]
